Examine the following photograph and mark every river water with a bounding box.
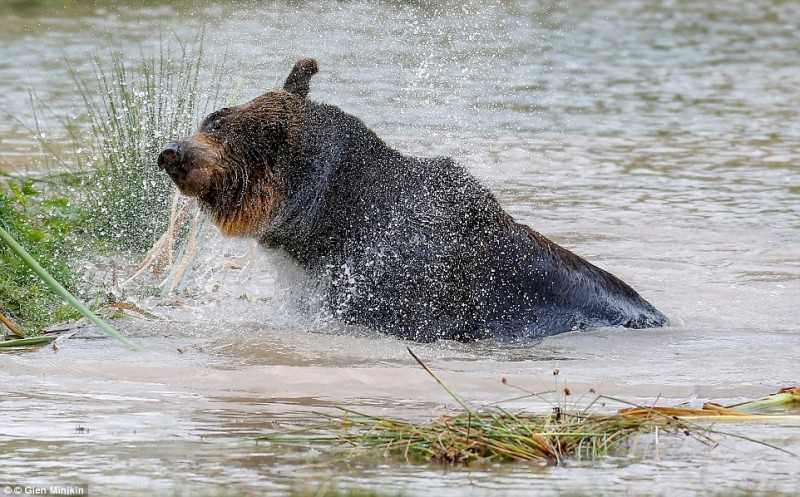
[1,1,798,496]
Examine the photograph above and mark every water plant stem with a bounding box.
[407,347,474,414]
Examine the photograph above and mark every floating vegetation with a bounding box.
[263,399,713,466]
[261,349,798,466]
[726,387,800,413]
[620,387,800,419]
[273,406,711,465]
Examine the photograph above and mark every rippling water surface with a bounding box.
[1,1,798,496]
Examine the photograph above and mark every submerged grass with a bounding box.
[287,406,708,465]
[261,349,798,467]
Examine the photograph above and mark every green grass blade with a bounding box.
[0,336,56,348]
[726,389,800,413]
[407,347,475,414]
[0,225,140,350]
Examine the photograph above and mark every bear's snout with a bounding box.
[158,138,225,198]
[158,142,182,173]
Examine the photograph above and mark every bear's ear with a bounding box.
[283,58,319,99]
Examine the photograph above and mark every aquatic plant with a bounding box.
[260,350,702,465]
[261,350,798,466]
[265,402,715,466]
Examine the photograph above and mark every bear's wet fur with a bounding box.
[158,58,668,342]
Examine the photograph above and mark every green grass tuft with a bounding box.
[262,406,710,466]
[66,42,212,254]
[261,351,796,467]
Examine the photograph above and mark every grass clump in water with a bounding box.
[262,350,797,467]
[266,403,709,466]
[261,349,715,466]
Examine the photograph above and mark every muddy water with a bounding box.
[1,1,799,496]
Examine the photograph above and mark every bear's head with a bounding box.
[157,58,318,237]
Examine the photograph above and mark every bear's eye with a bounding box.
[201,108,231,133]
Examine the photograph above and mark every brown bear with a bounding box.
[158,58,667,342]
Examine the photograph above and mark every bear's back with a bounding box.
[281,99,666,340]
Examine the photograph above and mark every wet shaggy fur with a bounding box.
[159,58,668,341]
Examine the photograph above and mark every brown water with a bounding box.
[1,1,799,496]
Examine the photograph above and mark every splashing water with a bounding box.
[0,2,799,496]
